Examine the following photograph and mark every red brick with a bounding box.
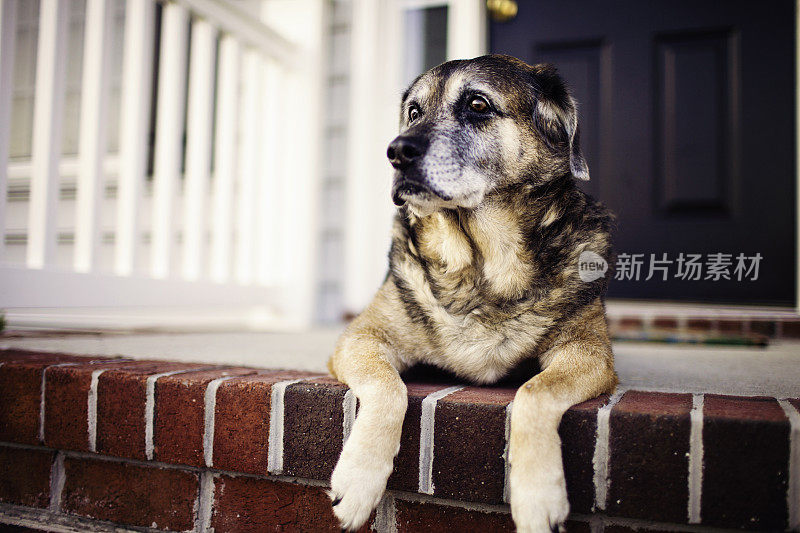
[283,377,349,480]
[686,318,713,331]
[702,395,789,529]
[781,319,800,338]
[652,317,678,329]
[604,526,672,533]
[154,367,256,467]
[563,521,592,533]
[0,349,90,363]
[432,386,515,504]
[44,360,135,452]
[395,499,514,532]
[749,320,776,337]
[212,370,318,475]
[718,319,744,334]
[618,317,644,329]
[61,456,197,530]
[96,361,207,460]
[211,475,354,532]
[560,394,609,513]
[388,382,461,493]
[0,354,97,444]
[703,394,788,422]
[0,445,54,507]
[607,391,692,523]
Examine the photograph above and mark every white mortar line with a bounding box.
[48,451,65,512]
[502,401,513,504]
[592,389,626,511]
[195,470,216,532]
[342,388,357,444]
[39,363,79,442]
[779,399,800,531]
[203,376,236,468]
[145,368,200,461]
[688,394,704,524]
[418,385,464,495]
[87,369,107,453]
[267,378,306,475]
[372,493,397,533]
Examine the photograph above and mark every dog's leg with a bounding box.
[328,329,407,531]
[509,341,617,533]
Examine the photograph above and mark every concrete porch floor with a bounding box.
[2,328,799,398]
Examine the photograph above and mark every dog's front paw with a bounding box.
[510,473,569,533]
[329,444,393,530]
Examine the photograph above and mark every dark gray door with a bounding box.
[491,0,796,305]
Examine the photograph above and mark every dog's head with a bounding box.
[389,54,588,216]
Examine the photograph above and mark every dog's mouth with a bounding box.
[391,177,451,207]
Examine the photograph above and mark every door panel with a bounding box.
[491,0,796,304]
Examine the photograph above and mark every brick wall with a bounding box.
[0,349,798,532]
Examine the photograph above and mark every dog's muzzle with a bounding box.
[388,134,437,206]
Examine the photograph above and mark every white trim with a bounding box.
[267,378,305,474]
[418,385,464,494]
[0,265,279,309]
[195,470,216,533]
[172,0,299,66]
[688,394,704,524]
[592,389,625,511]
[502,400,513,503]
[373,493,398,533]
[203,376,235,467]
[87,369,106,452]
[779,399,800,531]
[342,388,357,444]
[48,452,66,512]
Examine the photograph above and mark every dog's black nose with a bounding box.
[387,136,425,169]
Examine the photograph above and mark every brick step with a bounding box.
[0,349,797,532]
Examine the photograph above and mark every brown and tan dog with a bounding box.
[328,54,618,533]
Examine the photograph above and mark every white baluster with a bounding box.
[256,58,284,287]
[28,0,69,269]
[235,49,261,286]
[150,2,188,279]
[0,0,18,261]
[115,0,155,277]
[209,35,239,283]
[182,19,217,281]
[74,0,113,273]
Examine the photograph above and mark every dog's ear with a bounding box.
[530,65,590,181]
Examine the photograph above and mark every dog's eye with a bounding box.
[469,96,490,113]
[408,107,420,122]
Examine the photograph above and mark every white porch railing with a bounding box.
[0,0,325,330]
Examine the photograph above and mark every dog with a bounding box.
[327,54,618,533]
